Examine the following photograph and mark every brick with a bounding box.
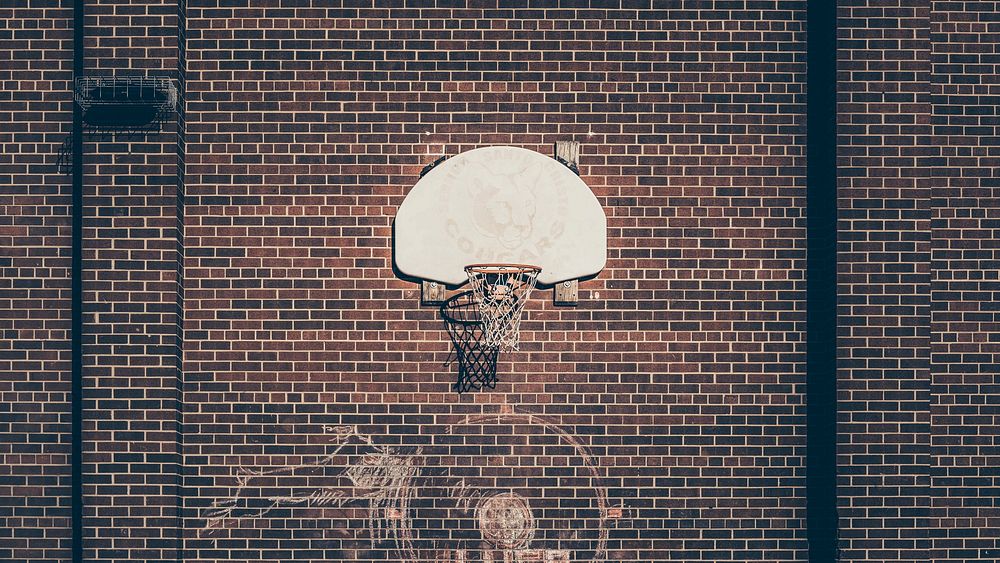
[15,2,997,562]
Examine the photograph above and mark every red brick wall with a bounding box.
[0,2,74,561]
[80,0,184,561]
[25,2,1000,561]
[837,1,932,561]
[181,3,808,562]
[929,1,1000,561]
[838,1,1000,562]
[7,3,1000,562]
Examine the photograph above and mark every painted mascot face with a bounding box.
[468,160,540,250]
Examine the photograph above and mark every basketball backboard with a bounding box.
[394,146,607,286]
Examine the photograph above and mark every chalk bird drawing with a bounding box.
[198,424,419,555]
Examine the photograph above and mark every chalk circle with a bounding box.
[405,411,610,561]
[476,491,535,550]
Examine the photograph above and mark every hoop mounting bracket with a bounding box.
[421,280,446,305]
[553,139,582,305]
[554,279,579,305]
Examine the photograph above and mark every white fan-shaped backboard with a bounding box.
[394,146,606,286]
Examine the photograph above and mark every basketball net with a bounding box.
[464,264,541,351]
[441,291,500,393]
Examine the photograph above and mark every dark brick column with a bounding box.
[79,0,184,561]
[837,1,932,561]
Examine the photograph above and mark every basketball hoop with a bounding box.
[464,263,541,351]
[441,291,500,393]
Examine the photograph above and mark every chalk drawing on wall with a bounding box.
[424,412,611,561]
[476,491,536,550]
[198,424,419,555]
[198,411,612,561]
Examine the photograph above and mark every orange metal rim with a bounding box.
[464,263,542,275]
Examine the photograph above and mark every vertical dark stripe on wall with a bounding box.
[70,0,84,560]
[174,0,187,559]
[807,1,838,562]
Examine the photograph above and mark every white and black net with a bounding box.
[464,264,541,351]
[440,292,499,393]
